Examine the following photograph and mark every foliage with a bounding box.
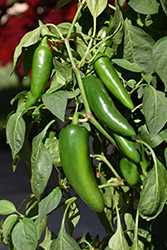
[1,0,167,249]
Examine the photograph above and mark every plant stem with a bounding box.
[91,153,122,179]
[78,15,97,68]
[129,83,147,95]
[67,0,86,39]
[90,116,117,147]
[132,103,143,113]
[136,140,157,169]
[46,215,49,250]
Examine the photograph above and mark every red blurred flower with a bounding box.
[24,0,42,8]
[0,0,7,8]
[42,7,63,25]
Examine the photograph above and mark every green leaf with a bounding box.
[75,37,92,61]
[31,120,54,200]
[159,128,167,142]
[12,27,41,72]
[52,58,72,86]
[47,73,64,94]
[67,88,80,99]
[164,147,167,166]
[38,229,57,249]
[128,0,160,15]
[10,91,28,106]
[39,187,62,223]
[107,2,124,45]
[108,209,129,250]
[138,125,163,149]
[48,22,75,38]
[123,19,155,75]
[11,218,38,250]
[138,159,167,220]
[3,214,18,245]
[86,0,108,18]
[112,59,142,73]
[54,0,71,10]
[35,216,47,241]
[65,201,80,236]
[124,213,134,241]
[143,85,167,140]
[19,136,32,178]
[160,0,167,15]
[153,36,167,91]
[23,43,38,78]
[44,137,61,167]
[6,113,26,158]
[50,227,81,250]
[0,200,17,215]
[42,91,68,122]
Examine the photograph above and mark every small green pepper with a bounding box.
[120,157,139,186]
[112,131,140,163]
[59,124,104,213]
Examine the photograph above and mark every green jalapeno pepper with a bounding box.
[111,131,140,163]
[93,52,134,110]
[83,75,135,137]
[26,37,52,108]
[59,124,104,213]
[120,157,139,186]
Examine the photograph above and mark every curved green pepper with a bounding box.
[120,157,139,186]
[26,37,52,108]
[83,75,135,137]
[112,131,140,163]
[59,124,104,213]
[93,52,134,110]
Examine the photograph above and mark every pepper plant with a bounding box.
[1,0,167,249]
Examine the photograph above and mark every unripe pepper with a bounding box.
[26,37,52,108]
[59,124,104,213]
[120,157,139,186]
[92,52,134,110]
[83,75,136,137]
[112,131,140,163]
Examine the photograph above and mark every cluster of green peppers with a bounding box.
[26,16,140,212]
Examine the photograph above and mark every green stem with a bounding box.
[131,103,143,113]
[65,39,90,113]
[134,208,140,242]
[17,194,34,213]
[90,116,117,147]
[85,11,123,65]
[61,197,77,229]
[78,15,97,68]
[46,215,49,250]
[136,140,157,168]
[108,4,116,10]
[91,154,122,179]
[16,211,24,219]
[136,140,158,185]
[99,181,124,188]
[66,0,86,39]
[48,24,64,40]
[129,83,147,95]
